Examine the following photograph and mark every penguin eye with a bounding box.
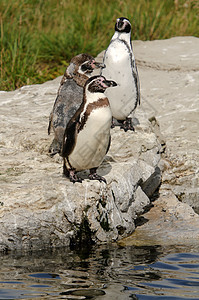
[95,79,101,86]
[81,61,93,72]
[99,78,104,85]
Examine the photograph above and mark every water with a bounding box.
[0,244,199,299]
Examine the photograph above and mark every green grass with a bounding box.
[0,0,198,91]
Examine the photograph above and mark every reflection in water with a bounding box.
[0,244,199,299]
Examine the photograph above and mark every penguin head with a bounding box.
[80,59,105,74]
[115,17,131,33]
[86,75,117,93]
[68,54,105,77]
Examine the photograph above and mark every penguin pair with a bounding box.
[48,54,117,183]
[48,53,105,156]
[48,17,140,183]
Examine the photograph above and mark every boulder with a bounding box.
[0,71,162,251]
[133,36,199,212]
[119,190,199,247]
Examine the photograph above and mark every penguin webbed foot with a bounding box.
[89,168,107,183]
[63,164,82,183]
[111,118,116,128]
[69,170,82,183]
[69,172,83,183]
[119,118,135,132]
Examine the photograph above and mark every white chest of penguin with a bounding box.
[102,40,137,120]
[68,98,112,171]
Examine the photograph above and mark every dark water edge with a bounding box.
[0,243,199,300]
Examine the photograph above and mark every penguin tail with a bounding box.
[63,159,70,177]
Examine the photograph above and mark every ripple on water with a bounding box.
[0,246,199,299]
[126,252,199,299]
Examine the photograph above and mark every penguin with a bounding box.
[48,54,105,156]
[101,17,140,131]
[61,75,117,183]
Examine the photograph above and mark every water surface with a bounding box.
[0,244,199,299]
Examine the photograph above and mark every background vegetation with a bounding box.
[0,0,198,91]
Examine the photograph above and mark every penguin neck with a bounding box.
[83,89,105,106]
[112,31,132,46]
[80,89,106,121]
[73,72,89,87]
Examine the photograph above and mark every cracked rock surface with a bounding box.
[0,68,162,252]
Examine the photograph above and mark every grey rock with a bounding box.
[133,36,199,211]
[119,190,199,247]
[0,72,162,250]
[140,166,161,198]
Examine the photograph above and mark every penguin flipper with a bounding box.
[106,135,111,154]
[48,93,60,135]
[133,64,141,106]
[62,119,78,158]
[61,98,84,158]
[48,111,53,135]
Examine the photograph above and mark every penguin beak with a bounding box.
[94,62,106,69]
[104,79,117,88]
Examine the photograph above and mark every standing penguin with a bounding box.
[62,75,117,183]
[48,53,105,155]
[101,17,140,131]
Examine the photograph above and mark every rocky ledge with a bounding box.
[0,36,198,251]
[133,36,199,213]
